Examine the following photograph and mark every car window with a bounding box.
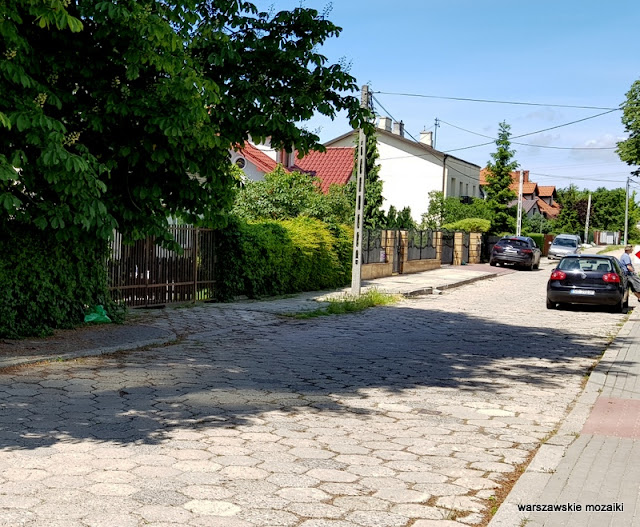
[497,239,527,248]
[553,238,577,247]
[558,258,611,272]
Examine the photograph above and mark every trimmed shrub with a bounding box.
[441,218,491,233]
[0,222,116,338]
[527,233,545,248]
[215,217,352,300]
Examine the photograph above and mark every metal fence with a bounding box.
[362,230,389,264]
[107,227,216,307]
[406,230,437,261]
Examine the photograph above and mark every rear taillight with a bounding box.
[550,270,567,280]
[493,246,504,253]
[602,273,621,283]
[521,249,533,254]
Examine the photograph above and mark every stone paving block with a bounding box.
[345,510,409,526]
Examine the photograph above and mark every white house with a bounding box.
[324,117,481,222]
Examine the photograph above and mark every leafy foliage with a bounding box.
[484,122,518,234]
[232,166,353,225]
[553,185,640,241]
[523,212,554,234]
[0,222,122,338]
[617,79,640,176]
[421,191,492,229]
[214,217,352,300]
[385,205,416,229]
[346,132,385,229]
[441,218,491,233]
[0,1,368,244]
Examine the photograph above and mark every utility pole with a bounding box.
[584,193,591,244]
[433,118,440,149]
[516,169,524,236]
[624,176,630,245]
[351,85,370,295]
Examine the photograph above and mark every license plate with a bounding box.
[570,289,595,296]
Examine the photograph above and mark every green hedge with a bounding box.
[527,233,545,248]
[0,222,115,338]
[441,218,491,233]
[215,217,352,300]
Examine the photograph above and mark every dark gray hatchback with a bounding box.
[546,255,629,312]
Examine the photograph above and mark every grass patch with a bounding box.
[289,289,402,319]
[597,245,623,254]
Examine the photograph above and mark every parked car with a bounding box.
[546,255,628,312]
[547,234,582,260]
[489,236,542,270]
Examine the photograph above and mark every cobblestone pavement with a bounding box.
[0,260,627,526]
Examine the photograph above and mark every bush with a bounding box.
[441,218,491,233]
[215,217,352,300]
[0,222,117,338]
[527,233,545,248]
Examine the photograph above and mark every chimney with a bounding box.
[378,116,392,132]
[523,170,529,183]
[419,130,433,147]
[277,148,294,168]
[392,120,405,137]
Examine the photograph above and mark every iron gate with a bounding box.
[441,231,454,264]
[461,232,470,264]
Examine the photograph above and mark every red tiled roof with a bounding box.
[538,185,556,197]
[509,181,538,195]
[238,143,278,174]
[293,147,355,193]
[537,198,560,218]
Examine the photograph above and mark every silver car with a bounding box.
[548,235,581,260]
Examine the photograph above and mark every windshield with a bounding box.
[553,238,577,248]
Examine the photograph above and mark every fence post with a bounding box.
[193,227,199,302]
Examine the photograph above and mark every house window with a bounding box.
[459,181,463,196]
[235,157,246,169]
[450,177,456,196]
[472,185,476,197]
[465,183,469,196]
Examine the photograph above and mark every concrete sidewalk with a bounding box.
[489,297,640,527]
[0,263,508,370]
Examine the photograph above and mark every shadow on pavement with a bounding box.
[0,304,635,450]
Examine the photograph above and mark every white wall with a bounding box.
[230,153,265,182]
[444,157,481,198]
[329,133,444,222]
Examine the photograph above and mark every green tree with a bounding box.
[232,166,352,224]
[347,132,385,229]
[0,1,368,244]
[617,79,640,176]
[484,121,518,234]
[553,185,584,234]
[421,191,492,229]
[385,206,415,229]
[524,212,554,234]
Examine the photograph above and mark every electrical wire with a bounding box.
[438,119,616,150]
[443,110,619,153]
[373,90,621,111]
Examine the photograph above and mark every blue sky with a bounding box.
[255,0,640,192]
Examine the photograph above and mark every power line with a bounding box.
[443,109,619,153]
[438,119,617,151]
[374,91,621,111]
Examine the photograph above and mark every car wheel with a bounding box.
[546,298,556,309]
[489,260,497,267]
[612,296,626,314]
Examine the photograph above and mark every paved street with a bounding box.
[0,260,628,526]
